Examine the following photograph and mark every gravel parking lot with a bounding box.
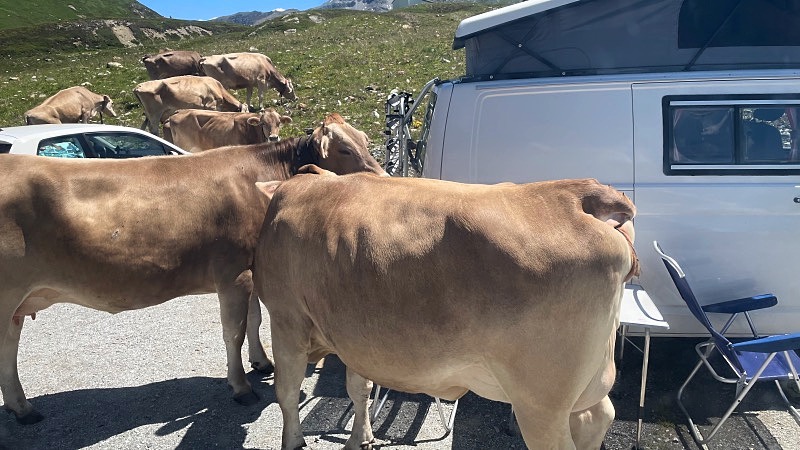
[1,294,798,449]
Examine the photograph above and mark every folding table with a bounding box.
[618,284,670,449]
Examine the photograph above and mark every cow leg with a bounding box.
[0,314,42,424]
[246,289,273,374]
[569,395,614,450]
[217,275,257,405]
[345,368,375,450]
[510,398,575,449]
[272,327,309,450]
[246,87,254,111]
[141,117,159,136]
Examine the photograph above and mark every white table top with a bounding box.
[620,284,670,329]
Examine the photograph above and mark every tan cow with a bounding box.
[133,75,247,137]
[0,113,386,425]
[164,108,293,152]
[24,86,117,125]
[253,175,638,450]
[142,50,203,80]
[199,52,296,109]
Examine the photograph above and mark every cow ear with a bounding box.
[312,124,330,159]
[255,181,281,201]
[280,115,293,124]
[297,164,336,176]
[246,117,260,126]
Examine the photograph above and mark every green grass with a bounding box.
[0,0,159,30]
[0,3,499,162]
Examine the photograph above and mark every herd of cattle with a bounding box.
[23,50,296,152]
[2,49,641,450]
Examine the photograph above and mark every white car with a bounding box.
[0,123,189,158]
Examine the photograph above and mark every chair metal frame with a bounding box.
[653,241,800,448]
[370,385,458,434]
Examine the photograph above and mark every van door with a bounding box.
[632,78,800,336]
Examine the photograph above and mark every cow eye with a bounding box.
[339,148,353,156]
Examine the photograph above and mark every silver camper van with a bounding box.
[391,0,800,335]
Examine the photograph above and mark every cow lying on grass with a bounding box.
[253,174,638,450]
[0,114,385,424]
[24,86,117,125]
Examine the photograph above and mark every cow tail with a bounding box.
[614,220,640,281]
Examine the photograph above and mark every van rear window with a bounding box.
[664,96,800,175]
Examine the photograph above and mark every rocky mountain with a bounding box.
[318,0,394,12]
[210,9,299,26]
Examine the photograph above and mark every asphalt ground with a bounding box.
[1,294,798,449]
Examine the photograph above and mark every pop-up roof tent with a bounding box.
[453,0,800,79]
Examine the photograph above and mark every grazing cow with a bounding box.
[0,113,386,425]
[133,75,246,137]
[253,176,638,450]
[164,108,293,152]
[200,52,296,109]
[24,86,117,125]
[141,50,203,80]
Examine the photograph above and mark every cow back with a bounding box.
[255,175,635,391]
[0,147,290,307]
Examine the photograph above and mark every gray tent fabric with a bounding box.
[457,0,800,78]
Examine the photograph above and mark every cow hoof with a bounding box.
[233,391,260,406]
[251,360,275,375]
[14,409,44,425]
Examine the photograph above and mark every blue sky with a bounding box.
[138,1,323,21]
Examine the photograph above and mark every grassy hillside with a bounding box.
[0,2,497,163]
[0,0,159,30]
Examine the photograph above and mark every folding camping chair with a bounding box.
[370,385,458,434]
[653,241,800,448]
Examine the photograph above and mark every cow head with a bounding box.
[247,108,292,142]
[101,95,117,118]
[277,78,297,101]
[310,113,386,176]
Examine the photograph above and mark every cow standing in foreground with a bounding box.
[200,52,296,110]
[164,108,292,152]
[133,75,246,136]
[0,114,386,425]
[142,50,203,80]
[253,175,638,450]
[24,86,117,125]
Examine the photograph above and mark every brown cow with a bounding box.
[253,176,638,450]
[133,75,247,137]
[164,108,292,152]
[200,52,296,109]
[0,113,386,425]
[24,86,117,125]
[141,50,203,80]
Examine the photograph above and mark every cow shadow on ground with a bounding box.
[300,354,526,448]
[299,341,796,450]
[0,371,276,450]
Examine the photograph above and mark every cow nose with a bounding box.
[268,135,280,142]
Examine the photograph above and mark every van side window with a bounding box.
[672,107,734,164]
[665,98,800,175]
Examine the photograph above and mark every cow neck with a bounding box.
[291,135,319,175]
